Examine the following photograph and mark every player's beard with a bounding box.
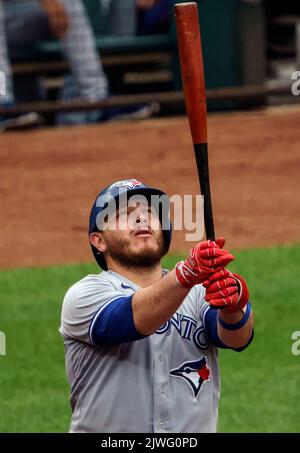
[105,231,166,269]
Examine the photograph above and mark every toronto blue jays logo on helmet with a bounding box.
[170,357,210,398]
[110,179,142,190]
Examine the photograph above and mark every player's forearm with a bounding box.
[217,305,254,349]
[132,270,190,336]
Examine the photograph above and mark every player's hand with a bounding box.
[203,269,249,312]
[174,238,235,288]
[41,0,69,38]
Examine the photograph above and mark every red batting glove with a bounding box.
[203,269,250,313]
[175,238,235,288]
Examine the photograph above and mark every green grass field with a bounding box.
[0,244,299,433]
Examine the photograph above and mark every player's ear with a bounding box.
[90,232,107,253]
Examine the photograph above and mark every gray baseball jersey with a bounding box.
[59,270,220,433]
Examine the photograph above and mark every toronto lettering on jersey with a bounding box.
[156,312,208,350]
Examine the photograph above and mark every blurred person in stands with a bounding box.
[136,0,175,35]
[0,0,156,131]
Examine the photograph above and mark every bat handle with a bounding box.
[194,143,215,241]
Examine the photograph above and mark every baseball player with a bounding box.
[60,179,254,433]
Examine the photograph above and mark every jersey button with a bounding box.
[158,354,163,361]
[160,385,166,394]
[159,421,165,429]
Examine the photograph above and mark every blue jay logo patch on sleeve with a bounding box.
[170,357,211,397]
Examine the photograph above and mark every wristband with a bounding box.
[174,260,199,288]
[218,302,252,331]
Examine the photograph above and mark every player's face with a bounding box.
[102,201,166,268]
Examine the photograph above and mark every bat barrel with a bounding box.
[175,2,215,241]
[175,2,207,144]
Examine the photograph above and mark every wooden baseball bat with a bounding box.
[175,2,215,241]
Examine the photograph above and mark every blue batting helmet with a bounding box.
[89,179,172,270]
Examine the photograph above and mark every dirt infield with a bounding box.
[1,105,299,269]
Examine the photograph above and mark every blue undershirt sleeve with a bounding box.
[89,295,148,346]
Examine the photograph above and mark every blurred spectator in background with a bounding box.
[136,0,175,35]
[99,0,136,37]
[99,0,174,37]
[97,0,175,37]
[0,0,156,130]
